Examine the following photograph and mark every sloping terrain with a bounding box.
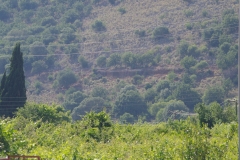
[0,0,238,121]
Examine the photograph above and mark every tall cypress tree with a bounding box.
[0,43,26,117]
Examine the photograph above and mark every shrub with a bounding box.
[91,86,108,99]
[96,55,107,67]
[156,100,189,122]
[177,41,189,56]
[107,53,121,67]
[78,55,89,68]
[71,97,109,121]
[132,75,144,85]
[144,88,157,103]
[31,60,48,74]
[92,20,106,32]
[0,9,11,21]
[202,10,208,17]
[153,27,169,40]
[135,30,146,37]
[184,10,194,17]
[63,91,87,111]
[64,9,79,23]
[30,41,48,57]
[19,0,38,10]
[185,23,193,30]
[202,86,225,104]
[121,52,138,68]
[56,69,77,88]
[180,56,197,71]
[156,80,170,92]
[41,16,57,26]
[118,7,126,14]
[119,113,135,124]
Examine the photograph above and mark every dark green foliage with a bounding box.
[92,20,106,32]
[217,44,238,70]
[177,41,189,56]
[64,9,79,23]
[63,91,87,111]
[174,83,201,111]
[195,102,223,128]
[153,27,170,40]
[119,113,135,124]
[180,56,197,71]
[19,0,38,10]
[91,86,108,99]
[222,12,238,34]
[108,0,116,5]
[135,30,146,37]
[118,7,126,15]
[184,10,194,17]
[187,45,200,57]
[78,55,89,68]
[144,88,157,103]
[16,103,71,123]
[60,27,76,44]
[72,97,109,121]
[132,75,144,85]
[41,17,57,26]
[156,80,170,92]
[0,56,8,73]
[30,41,48,57]
[0,43,26,117]
[202,85,225,104]
[56,69,77,88]
[121,52,138,69]
[6,0,18,8]
[31,60,48,74]
[114,85,147,117]
[96,55,107,67]
[107,53,121,67]
[185,23,193,30]
[194,61,208,71]
[138,51,157,68]
[156,100,189,122]
[0,8,11,22]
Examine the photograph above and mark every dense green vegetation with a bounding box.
[0,103,238,159]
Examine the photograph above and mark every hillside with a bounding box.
[0,0,239,121]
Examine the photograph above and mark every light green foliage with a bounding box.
[41,16,57,26]
[167,71,176,82]
[195,102,236,128]
[0,112,238,159]
[202,85,225,104]
[15,102,71,123]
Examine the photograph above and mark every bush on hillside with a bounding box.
[92,20,106,32]
[56,69,77,88]
[153,27,169,40]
